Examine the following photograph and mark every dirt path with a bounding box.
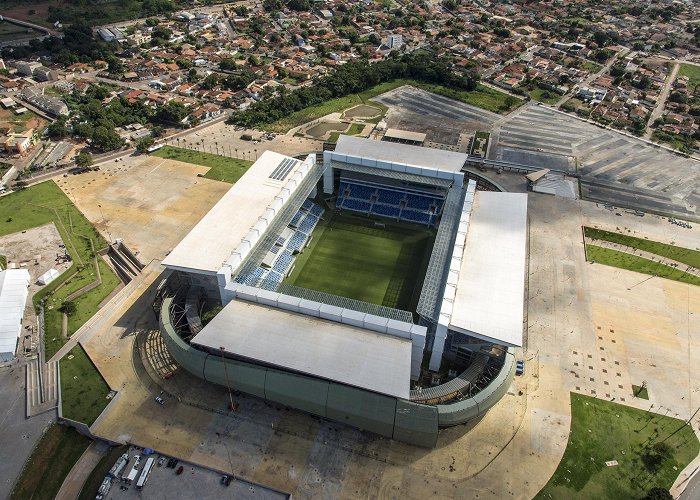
[54,441,107,500]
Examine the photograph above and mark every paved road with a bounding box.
[0,363,55,500]
[680,469,700,500]
[54,441,108,500]
[643,61,680,140]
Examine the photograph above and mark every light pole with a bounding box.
[219,346,236,411]
[97,204,105,223]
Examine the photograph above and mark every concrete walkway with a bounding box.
[54,441,108,500]
[586,237,700,278]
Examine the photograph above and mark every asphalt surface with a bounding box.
[0,363,55,499]
[493,103,700,220]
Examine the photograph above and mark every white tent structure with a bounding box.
[37,268,59,286]
[0,269,30,362]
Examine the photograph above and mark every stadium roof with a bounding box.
[162,151,308,274]
[334,136,468,173]
[191,299,412,399]
[450,192,527,347]
[0,269,30,362]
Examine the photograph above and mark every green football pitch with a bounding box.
[285,214,435,310]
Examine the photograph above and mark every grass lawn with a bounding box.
[60,345,111,425]
[10,424,91,500]
[151,146,253,184]
[678,63,700,92]
[582,61,603,73]
[584,227,700,268]
[410,81,523,114]
[77,445,128,500]
[632,385,650,400]
[0,181,120,359]
[586,245,700,286]
[528,86,561,104]
[536,393,699,499]
[327,122,367,143]
[286,213,434,310]
[0,253,6,269]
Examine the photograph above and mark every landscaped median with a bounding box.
[536,393,699,499]
[584,226,700,286]
[151,146,254,184]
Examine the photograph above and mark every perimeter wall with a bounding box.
[159,297,515,448]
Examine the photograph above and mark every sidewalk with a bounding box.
[54,441,108,500]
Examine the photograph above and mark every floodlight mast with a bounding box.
[219,346,237,411]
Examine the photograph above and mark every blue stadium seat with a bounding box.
[273,251,294,274]
[401,209,431,224]
[347,184,376,200]
[405,194,434,210]
[289,210,304,227]
[287,231,307,252]
[372,204,400,218]
[310,204,324,217]
[377,189,403,205]
[342,199,371,212]
[298,215,318,234]
[302,199,313,211]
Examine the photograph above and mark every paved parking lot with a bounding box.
[102,446,287,500]
[493,104,700,219]
[372,86,500,148]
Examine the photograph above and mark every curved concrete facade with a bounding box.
[159,297,516,447]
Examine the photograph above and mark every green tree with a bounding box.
[91,127,124,152]
[219,58,236,71]
[75,152,94,168]
[152,101,189,125]
[135,136,155,153]
[47,120,69,139]
[643,487,673,500]
[59,301,77,315]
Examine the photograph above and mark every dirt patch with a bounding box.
[2,3,54,28]
[0,223,71,355]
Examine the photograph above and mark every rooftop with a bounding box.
[450,191,528,347]
[191,299,412,399]
[333,136,468,173]
[162,151,309,275]
[0,269,30,361]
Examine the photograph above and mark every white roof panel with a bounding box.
[0,269,30,358]
[191,300,412,398]
[334,136,468,173]
[162,151,304,274]
[450,192,527,347]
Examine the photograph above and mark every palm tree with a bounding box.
[215,141,219,155]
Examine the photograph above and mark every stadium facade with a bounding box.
[158,136,527,448]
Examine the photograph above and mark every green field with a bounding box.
[0,181,120,359]
[528,86,561,104]
[584,227,700,268]
[327,123,366,143]
[151,146,253,184]
[262,79,521,133]
[60,345,111,425]
[536,393,699,499]
[286,214,434,310]
[582,61,603,73]
[586,245,700,286]
[678,63,700,93]
[10,424,91,500]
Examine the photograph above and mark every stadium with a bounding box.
[157,136,528,448]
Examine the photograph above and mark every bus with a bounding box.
[136,457,155,490]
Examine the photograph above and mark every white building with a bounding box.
[0,269,30,362]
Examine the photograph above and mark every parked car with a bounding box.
[155,396,165,405]
[176,465,184,475]
[516,359,524,376]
